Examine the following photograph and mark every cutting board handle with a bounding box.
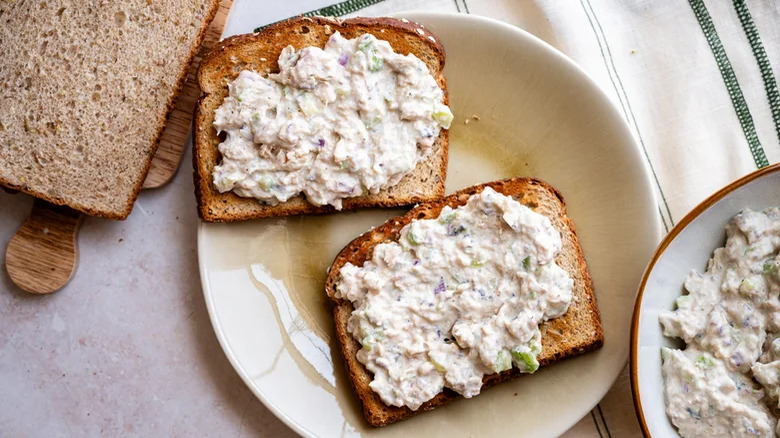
[5,199,83,294]
[3,0,232,294]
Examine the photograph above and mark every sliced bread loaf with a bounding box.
[0,0,219,219]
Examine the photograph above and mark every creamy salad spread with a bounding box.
[336,188,574,410]
[660,208,780,437]
[212,32,453,209]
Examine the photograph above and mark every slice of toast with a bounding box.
[193,16,449,222]
[324,177,604,427]
[0,0,219,219]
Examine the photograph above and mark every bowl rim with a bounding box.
[629,162,780,437]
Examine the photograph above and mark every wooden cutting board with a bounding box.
[5,0,233,295]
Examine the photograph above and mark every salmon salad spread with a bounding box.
[211,32,453,209]
[335,188,574,410]
[660,208,780,437]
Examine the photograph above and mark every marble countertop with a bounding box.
[0,147,296,437]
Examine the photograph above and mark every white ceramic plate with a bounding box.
[630,163,780,437]
[199,11,662,438]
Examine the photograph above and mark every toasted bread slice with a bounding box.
[324,177,604,426]
[193,16,449,222]
[0,0,219,219]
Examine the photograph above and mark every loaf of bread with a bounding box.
[324,177,604,426]
[0,0,219,219]
[193,16,449,222]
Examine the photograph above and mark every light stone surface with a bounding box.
[0,147,296,437]
[0,146,637,437]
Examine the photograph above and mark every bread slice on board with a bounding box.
[193,16,449,222]
[324,177,604,427]
[0,0,219,219]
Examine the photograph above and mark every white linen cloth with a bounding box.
[225,0,780,435]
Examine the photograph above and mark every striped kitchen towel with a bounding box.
[223,0,780,436]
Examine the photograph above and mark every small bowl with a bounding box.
[630,163,780,436]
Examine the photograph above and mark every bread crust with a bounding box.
[193,16,449,222]
[0,0,220,220]
[324,177,605,426]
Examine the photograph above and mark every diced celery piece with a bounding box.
[407,224,420,245]
[369,55,384,72]
[739,278,755,295]
[470,259,485,267]
[675,295,692,309]
[522,256,531,271]
[528,336,542,355]
[298,93,319,116]
[214,174,239,192]
[259,177,274,190]
[495,350,512,373]
[695,354,714,368]
[438,210,457,224]
[432,103,453,128]
[511,349,539,373]
[428,353,446,373]
[363,114,383,129]
[357,38,374,52]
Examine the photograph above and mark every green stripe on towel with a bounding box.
[254,0,386,32]
[582,0,675,229]
[733,0,780,147]
[688,0,769,168]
